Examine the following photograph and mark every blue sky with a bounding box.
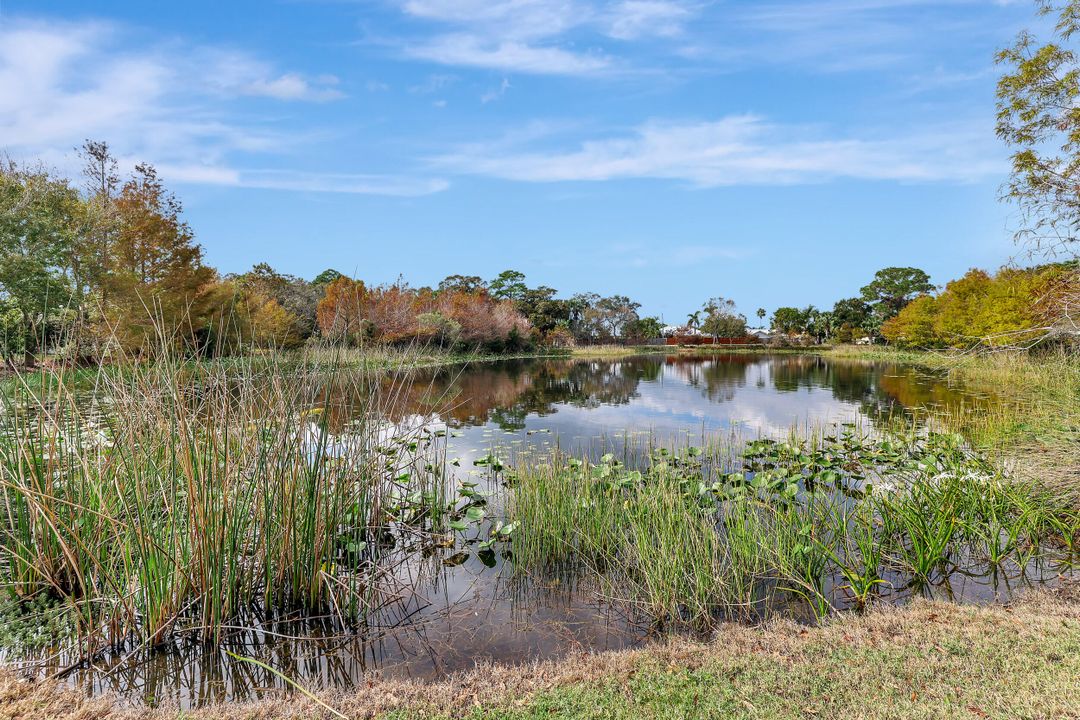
[0,0,1042,323]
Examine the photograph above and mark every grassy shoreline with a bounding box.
[2,343,1076,719]
[826,346,1080,503]
[4,582,1078,720]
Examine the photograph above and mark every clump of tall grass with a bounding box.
[0,335,452,660]
[506,427,1080,626]
[826,345,1080,503]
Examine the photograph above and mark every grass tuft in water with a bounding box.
[506,428,1080,625]
[0,341,453,660]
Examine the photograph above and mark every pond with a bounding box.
[5,352,1070,708]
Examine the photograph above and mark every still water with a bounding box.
[47,353,1043,706]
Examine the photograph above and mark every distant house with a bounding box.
[662,324,703,337]
[748,327,772,342]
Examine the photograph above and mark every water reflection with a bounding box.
[379,354,986,443]
[32,353,1023,708]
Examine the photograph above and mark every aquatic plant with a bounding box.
[505,428,1077,625]
[0,341,454,660]
[819,499,889,610]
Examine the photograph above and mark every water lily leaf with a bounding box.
[443,551,469,567]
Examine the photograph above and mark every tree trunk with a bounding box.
[22,311,37,368]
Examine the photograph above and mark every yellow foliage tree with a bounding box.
[882,264,1071,348]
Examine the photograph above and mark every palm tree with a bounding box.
[756,308,766,322]
[686,311,701,330]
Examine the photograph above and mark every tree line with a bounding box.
[4,136,1076,367]
[765,267,934,344]
[0,148,686,366]
[763,262,1078,350]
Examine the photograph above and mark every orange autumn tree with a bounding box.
[364,284,422,342]
[316,276,367,343]
[431,288,519,344]
[100,164,215,353]
[315,278,531,348]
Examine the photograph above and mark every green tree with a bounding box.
[595,295,641,338]
[312,268,345,286]
[77,140,120,304]
[805,306,833,343]
[515,285,572,338]
[438,274,487,294]
[623,316,663,341]
[700,297,747,338]
[488,270,528,301]
[859,267,934,324]
[831,297,872,330]
[756,308,766,322]
[996,0,1080,256]
[568,292,601,341]
[229,262,319,343]
[0,162,83,366]
[771,306,807,335]
[881,295,941,348]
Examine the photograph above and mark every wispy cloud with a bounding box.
[433,115,1004,185]
[402,34,613,75]
[608,241,747,268]
[719,0,1020,73]
[0,18,445,196]
[605,1,692,40]
[481,77,512,103]
[159,166,450,196]
[393,0,696,74]
[238,73,344,102]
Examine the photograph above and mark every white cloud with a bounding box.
[240,73,344,102]
[394,0,694,74]
[190,48,345,101]
[408,73,458,94]
[0,18,445,197]
[605,1,691,40]
[158,167,450,196]
[403,34,611,75]
[432,115,1004,185]
[402,0,582,36]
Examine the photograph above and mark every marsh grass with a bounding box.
[825,345,1080,502]
[0,336,456,661]
[506,428,1080,625]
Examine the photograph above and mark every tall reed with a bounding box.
[0,339,450,657]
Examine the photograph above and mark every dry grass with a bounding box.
[3,582,1078,720]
